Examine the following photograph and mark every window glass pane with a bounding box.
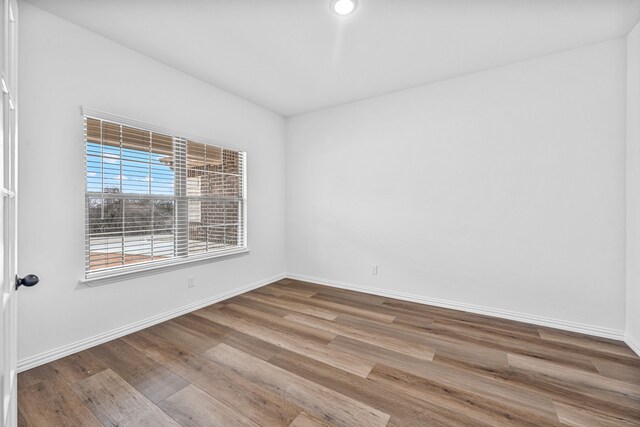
[223,174,240,197]
[121,159,150,194]
[87,196,177,272]
[222,149,240,174]
[151,133,175,195]
[87,197,124,272]
[152,200,175,260]
[85,116,246,277]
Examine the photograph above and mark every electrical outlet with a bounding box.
[187,276,195,288]
[371,265,378,275]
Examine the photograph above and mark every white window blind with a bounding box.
[84,114,247,279]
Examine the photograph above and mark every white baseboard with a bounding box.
[625,334,640,357]
[17,273,286,373]
[286,273,625,341]
[19,271,632,373]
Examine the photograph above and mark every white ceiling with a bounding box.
[25,0,640,116]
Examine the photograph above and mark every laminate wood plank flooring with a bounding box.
[17,278,640,426]
[70,369,180,427]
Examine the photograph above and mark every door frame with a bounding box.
[1,0,18,425]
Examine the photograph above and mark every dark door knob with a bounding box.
[16,274,39,290]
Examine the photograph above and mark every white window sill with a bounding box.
[79,248,250,287]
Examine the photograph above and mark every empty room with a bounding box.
[2,0,640,425]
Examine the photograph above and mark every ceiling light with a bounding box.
[332,0,357,16]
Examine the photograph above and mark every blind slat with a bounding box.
[85,116,246,276]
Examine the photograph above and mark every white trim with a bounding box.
[286,273,626,341]
[17,273,285,372]
[625,334,640,358]
[19,271,632,373]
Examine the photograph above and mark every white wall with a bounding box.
[627,21,640,354]
[17,3,285,364]
[286,39,627,336]
[17,2,634,366]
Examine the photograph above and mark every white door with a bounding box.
[1,1,18,425]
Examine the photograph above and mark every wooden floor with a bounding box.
[17,279,640,426]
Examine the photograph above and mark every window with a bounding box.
[84,112,247,280]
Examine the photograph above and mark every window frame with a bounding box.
[81,107,248,285]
